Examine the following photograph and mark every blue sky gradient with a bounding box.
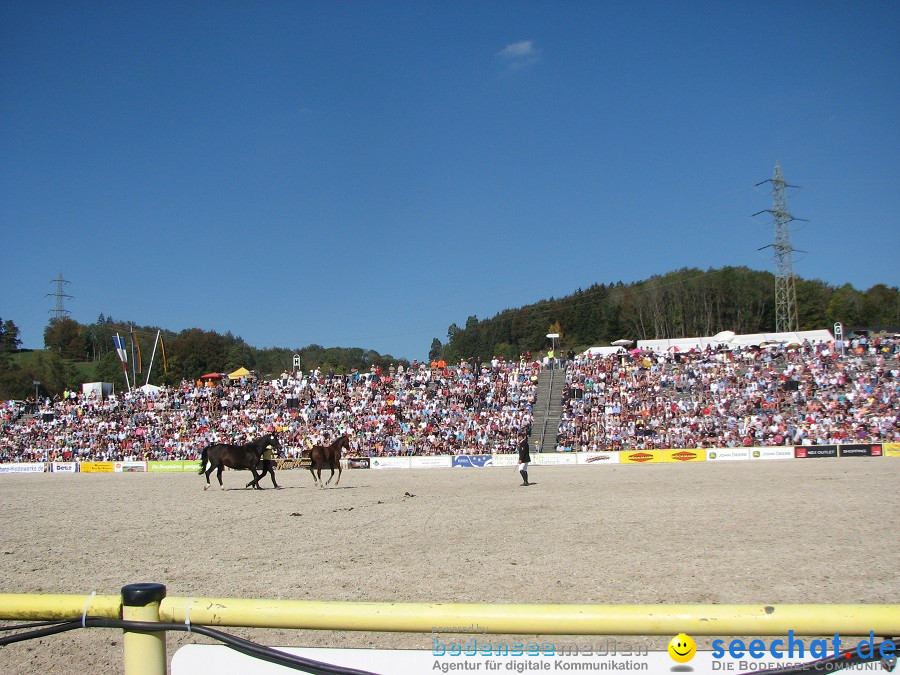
[2,1,898,360]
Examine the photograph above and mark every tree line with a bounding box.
[2,266,897,399]
[0,314,405,400]
[429,267,899,363]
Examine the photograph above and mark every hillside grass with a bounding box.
[11,349,96,379]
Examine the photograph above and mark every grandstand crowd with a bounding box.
[1,336,897,463]
[558,336,899,451]
[0,360,539,462]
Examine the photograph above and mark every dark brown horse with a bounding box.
[303,435,351,488]
[199,434,280,491]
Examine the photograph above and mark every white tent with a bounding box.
[137,384,162,395]
[636,329,834,353]
[581,346,626,358]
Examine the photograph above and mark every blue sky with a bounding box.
[2,1,898,361]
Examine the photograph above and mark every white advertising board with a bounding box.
[114,461,148,472]
[409,455,453,469]
[0,463,45,473]
[748,447,795,460]
[370,456,412,469]
[491,454,518,467]
[705,449,751,461]
[576,452,621,465]
[531,453,578,466]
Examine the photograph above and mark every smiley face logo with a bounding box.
[668,633,696,663]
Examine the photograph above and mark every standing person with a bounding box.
[246,435,281,489]
[517,432,531,486]
[258,439,280,488]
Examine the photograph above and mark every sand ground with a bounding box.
[0,459,897,673]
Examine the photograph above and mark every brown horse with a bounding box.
[303,435,352,488]
[199,434,279,491]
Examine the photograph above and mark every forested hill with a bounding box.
[1,317,406,399]
[2,266,897,399]
[429,267,899,363]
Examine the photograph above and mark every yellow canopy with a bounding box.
[229,367,252,379]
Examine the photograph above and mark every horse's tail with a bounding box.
[198,446,209,474]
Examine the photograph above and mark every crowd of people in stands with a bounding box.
[1,336,897,463]
[0,359,539,463]
[558,336,899,451]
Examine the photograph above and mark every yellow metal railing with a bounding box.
[2,587,899,674]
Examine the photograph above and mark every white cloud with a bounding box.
[496,40,541,69]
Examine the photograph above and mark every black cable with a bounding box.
[742,637,898,674]
[0,617,379,675]
[0,619,66,632]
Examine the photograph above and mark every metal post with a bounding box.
[834,322,844,357]
[122,583,167,675]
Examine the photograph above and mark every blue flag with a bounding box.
[113,334,128,363]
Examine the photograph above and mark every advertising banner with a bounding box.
[114,461,147,472]
[0,463,45,473]
[491,454,518,467]
[453,455,493,468]
[706,449,750,461]
[662,449,705,463]
[838,444,883,457]
[794,446,839,458]
[619,450,663,464]
[148,461,195,473]
[531,453,578,466]
[79,462,115,473]
[347,457,370,469]
[577,452,621,465]
[410,455,452,469]
[749,447,794,460]
[50,462,79,472]
[884,443,900,458]
[275,458,311,471]
[370,456,412,469]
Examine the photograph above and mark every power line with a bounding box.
[753,163,804,332]
[47,272,74,320]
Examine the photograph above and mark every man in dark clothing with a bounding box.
[246,437,280,489]
[517,433,531,486]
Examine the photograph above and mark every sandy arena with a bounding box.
[1,459,898,673]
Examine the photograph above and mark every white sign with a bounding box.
[114,461,148,472]
[51,462,78,473]
[0,463,45,473]
[369,456,412,469]
[491,454,519,467]
[706,449,751,461]
[748,447,795,460]
[531,453,577,466]
[409,455,453,469]
[577,452,621,465]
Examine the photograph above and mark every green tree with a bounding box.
[826,284,864,327]
[0,357,37,399]
[224,340,257,372]
[428,338,442,362]
[0,318,22,354]
[861,284,900,327]
[168,328,229,378]
[44,317,84,359]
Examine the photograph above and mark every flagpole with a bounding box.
[145,330,160,386]
[115,333,131,392]
[130,328,138,390]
